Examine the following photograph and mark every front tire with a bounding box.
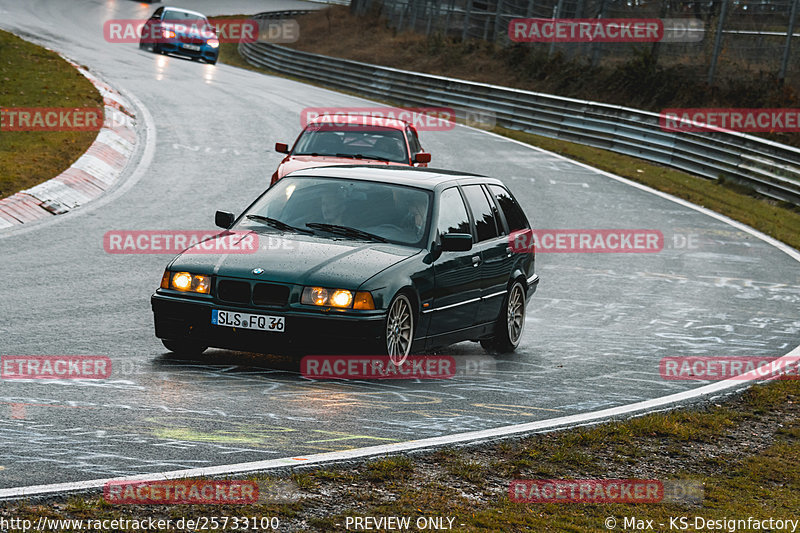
[383,293,414,365]
[162,339,207,356]
[481,280,526,353]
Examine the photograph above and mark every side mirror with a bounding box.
[414,152,431,164]
[275,142,289,154]
[215,210,235,229]
[441,233,472,252]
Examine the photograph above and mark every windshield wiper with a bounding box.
[306,222,388,243]
[246,215,315,235]
[335,153,394,162]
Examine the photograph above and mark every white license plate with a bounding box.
[211,309,284,332]
[182,44,201,51]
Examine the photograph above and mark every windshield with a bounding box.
[292,125,410,163]
[163,11,208,23]
[236,177,432,247]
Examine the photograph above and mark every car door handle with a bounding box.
[472,255,481,267]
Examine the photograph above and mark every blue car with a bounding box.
[139,7,219,65]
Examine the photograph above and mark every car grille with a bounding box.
[217,280,250,304]
[179,35,205,45]
[253,283,290,307]
[216,280,289,307]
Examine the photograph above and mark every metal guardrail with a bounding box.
[240,11,800,206]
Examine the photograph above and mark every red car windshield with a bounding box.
[293,126,409,163]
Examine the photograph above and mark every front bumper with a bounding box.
[152,292,386,354]
[159,40,218,62]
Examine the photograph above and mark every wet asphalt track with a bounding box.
[1,0,799,491]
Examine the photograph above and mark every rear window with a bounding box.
[488,185,529,232]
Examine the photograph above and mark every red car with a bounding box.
[271,114,431,186]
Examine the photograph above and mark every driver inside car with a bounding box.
[393,189,427,240]
[320,186,348,226]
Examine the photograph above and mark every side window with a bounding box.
[462,185,500,242]
[483,185,505,235]
[406,126,422,154]
[488,185,529,231]
[153,7,164,18]
[437,187,471,239]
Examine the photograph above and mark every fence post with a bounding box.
[408,0,418,32]
[493,0,504,44]
[425,0,433,36]
[548,0,564,58]
[428,0,441,35]
[650,1,669,64]
[574,0,585,18]
[707,0,729,86]
[780,0,800,82]
[590,0,607,67]
[462,0,473,41]
[444,0,455,37]
[396,0,407,32]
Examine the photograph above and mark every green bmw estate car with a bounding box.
[151,166,538,363]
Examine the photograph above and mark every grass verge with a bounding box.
[0,30,102,200]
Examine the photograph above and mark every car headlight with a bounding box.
[207,38,219,48]
[301,287,374,309]
[162,29,176,38]
[161,270,211,294]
